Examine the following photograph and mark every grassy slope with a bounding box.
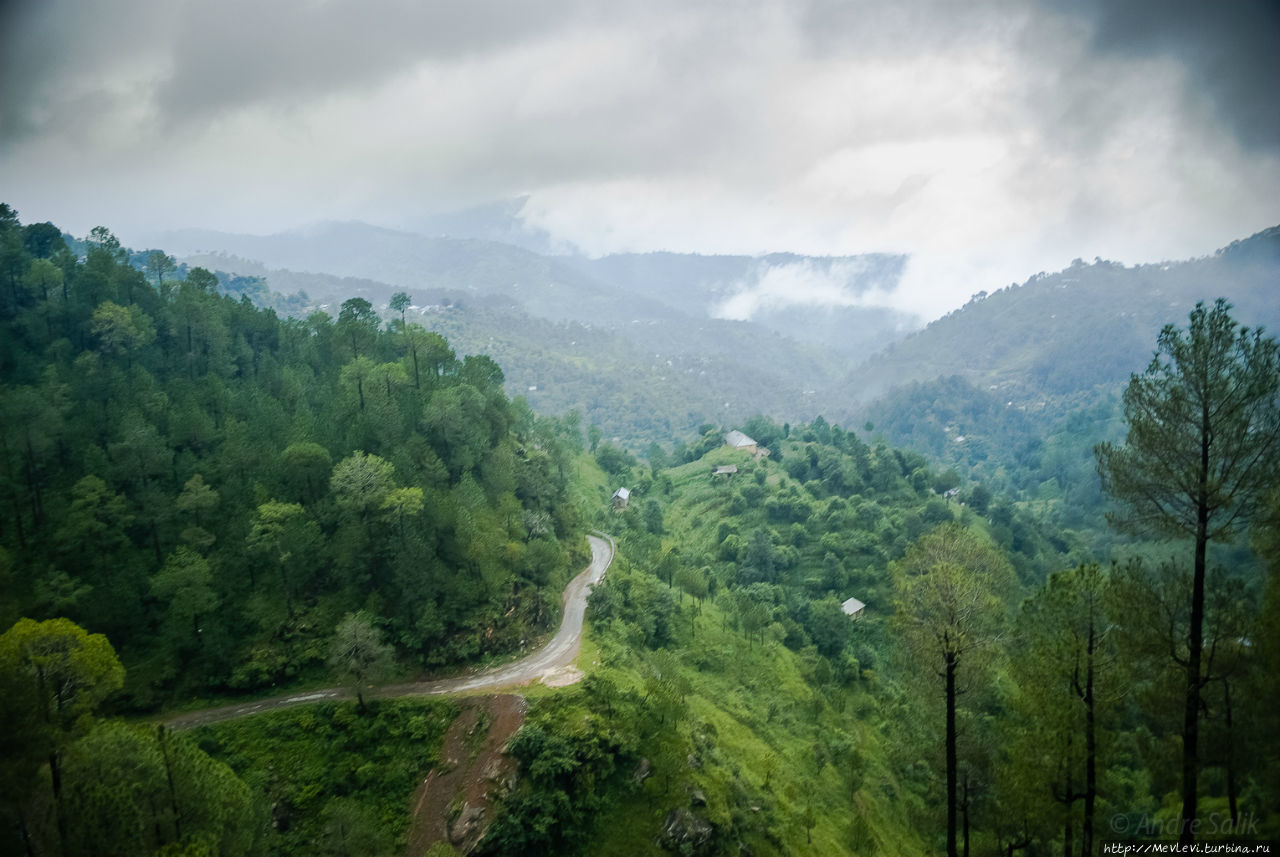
[580,605,923,856]
[192,699,458,855]
[522,446,932,856]
[184,436,1069,856]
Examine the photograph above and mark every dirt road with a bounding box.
[164,533,613,730]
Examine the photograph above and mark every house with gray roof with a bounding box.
[723,430,758,454]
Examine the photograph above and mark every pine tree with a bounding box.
[328,612,395,714]
[892,524,1012,857]
[1095,299,1280,843]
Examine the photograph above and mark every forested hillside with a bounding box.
[153,221,1280,485]
[479,414,1279,855]
[0,204,584,707]
[164,252,842,450]
[845,228,1280,524]
[2,206,1277,857]
[837,227,1280,407]
[148,218,914,364]
[444,417,1079,856]
[145,218,921,442]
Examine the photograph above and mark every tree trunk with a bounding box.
[1179,447,1209,846]
[23,434,44,529]
[1083,614,1096,857]
[280,563,294,619]
[48,753,61,800]
[157,726,184,843]
[1224,679,1238,828]
[9,499,26,549]
[50,751,67,852]
[1006,837,1031,857]
[946,652,958,857]
[151,520,164,567]
[13,800,35,857]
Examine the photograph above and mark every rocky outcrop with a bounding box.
[658,807,715,855]
[404,695,527,856]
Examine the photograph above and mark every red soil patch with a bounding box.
[404,694,526,856]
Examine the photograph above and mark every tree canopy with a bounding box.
[1096,298,1280,842]
[0,206,582,708]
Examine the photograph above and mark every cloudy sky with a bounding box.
[1,0,1276,317]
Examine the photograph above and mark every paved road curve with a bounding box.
[163,534,613,730]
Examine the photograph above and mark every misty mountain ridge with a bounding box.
[145,212,918,362]
[172,250,845,450]
[402,195,569,256]
[151,215,1278,472]
[831,223,1280,415]
[388,196,922,347]
[834,225,1280,517]
[568,250,916,359]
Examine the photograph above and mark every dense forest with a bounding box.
[0,203,592,702]
[477,401,1279,856]
[158,222,1279,468]
[1,205,1277,856]
[847,230,1280,532]
[169,246,848,453]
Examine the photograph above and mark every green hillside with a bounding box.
[836,227,1280,408]
[0,205,585,708]
[162,253,843,451]
[839,228,1280,529]
[3,207,1277,857]
[479,416,1279,855]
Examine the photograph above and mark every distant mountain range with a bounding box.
[143,210,920,446]
[840,225,1280,512]
[141,210,1279,464]
[147,217,916,361]
[832,224,1280,412]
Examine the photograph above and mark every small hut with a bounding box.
[841,596,866,620]
[611,487,631,510]
[723,430,758,455]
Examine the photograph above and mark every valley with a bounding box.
[4,3,1276,854]
[1,205,1276,857]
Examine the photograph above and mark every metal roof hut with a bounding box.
[723,430,758,455]
[611,487,631,509]
[841,596,866,619]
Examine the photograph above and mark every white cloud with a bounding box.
[711,259,890,321]
[0,0,1276,319]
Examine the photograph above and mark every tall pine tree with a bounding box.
[1095,299,1280,843]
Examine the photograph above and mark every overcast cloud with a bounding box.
[1,0,1276,318]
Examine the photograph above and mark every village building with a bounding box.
[841,596,866,620]
[712,464,738,477]
[611,487,630,509]
[723,430,758,454]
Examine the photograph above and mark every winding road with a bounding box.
[163,533,613,730]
